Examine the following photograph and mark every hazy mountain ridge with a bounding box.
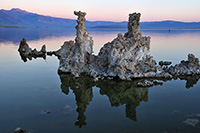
[0,8,200,29]
[0,8,76,27]
[141,20,200,29]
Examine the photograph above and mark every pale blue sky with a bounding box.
[0,0,199,22]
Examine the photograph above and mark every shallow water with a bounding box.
[0,28,200,133]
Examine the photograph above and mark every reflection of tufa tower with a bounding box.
[74,87,93,128]
[59,74,94,128]
[98,80,148,121]
[59,73,150,126]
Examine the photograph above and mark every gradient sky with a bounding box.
[0,0,200,22]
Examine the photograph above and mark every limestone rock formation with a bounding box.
[56,11,172,80]
[18,38,46,62]
[18,38,32,55]
[166,54,200,76]
[124,12,142,38]
[159,61,172,67]
[20,11,200,82]
[94,32,171,80]
[47,40,74,59]
[57,11,93,77]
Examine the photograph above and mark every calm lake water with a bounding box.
[0,27,200,133]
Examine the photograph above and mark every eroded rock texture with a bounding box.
[124,12,142,38]
[167,54,200,76]
[18,38,32,55]
[18,38,46,62]
[20,11,200,81]
[56,11,171,80]
[58,11,93,77]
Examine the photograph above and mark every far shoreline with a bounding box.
[1,25,200,31]
[0,26,25,28]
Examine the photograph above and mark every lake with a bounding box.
[0,27,200,133]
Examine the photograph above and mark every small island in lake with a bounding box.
[18,11,200,87]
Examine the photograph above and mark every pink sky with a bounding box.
[0,0,200,22]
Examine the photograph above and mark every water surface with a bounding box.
[0,28,200,133]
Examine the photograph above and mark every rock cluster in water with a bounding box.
[15,127,26,133]
[54,11,172,80]
[18,38,46,62]
[19,11,200,84]
[166,54,200,76]
[137,79,163,87]
[183,119,200,127]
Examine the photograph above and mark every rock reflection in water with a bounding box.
[59,73,149,127]
[179,75,200,89]
[59,74,94,128]
[98,80,148,121]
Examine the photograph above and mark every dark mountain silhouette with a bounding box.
[0,8,200,29]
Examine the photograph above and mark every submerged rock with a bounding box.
[183,119,199,127]
[40,110,51,115]
[194,113,200,118]
[55,11,172,80]
[63,105,76,114]
[18,38,46,62]
[15,127,26,133]
[137,80,163,87]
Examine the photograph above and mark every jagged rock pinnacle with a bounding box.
[124,12,142,39]
[54,11,172,80]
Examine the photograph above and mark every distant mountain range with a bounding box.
[1,8,200,29]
